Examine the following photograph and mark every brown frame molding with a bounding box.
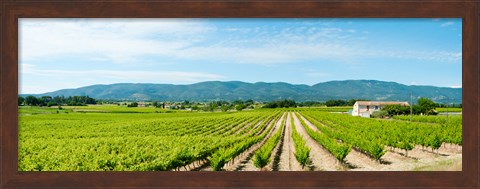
[1,1,479,188]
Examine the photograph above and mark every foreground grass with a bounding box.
[413,158,462,171]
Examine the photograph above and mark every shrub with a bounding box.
[127,102,138,107]
[371,110,388,118]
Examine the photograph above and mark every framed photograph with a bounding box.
[1,1,478,188]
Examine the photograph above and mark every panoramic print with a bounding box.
[18,18,462,171]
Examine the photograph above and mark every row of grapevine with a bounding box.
[392,114,461,125]
[392,115,461,145]
[209,111,282,170]
[289,112,310,168]
[300,111,461,159]
[299,112,386,160]
[228,113,273,136]
[294,112,351,161]
[207,113,261,136]
[252,113,286,168]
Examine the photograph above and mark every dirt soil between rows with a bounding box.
[277,113,305,171]
[292,113,341,171]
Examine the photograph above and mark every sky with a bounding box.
[19,18,462,94]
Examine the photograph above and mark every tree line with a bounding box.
[262,99,368,108]
[200,99,255,112]
[263,99,297,108]
[144,99,256,112]
[377,98,440,117]
[324,99,368,107]
[18,95,97,106]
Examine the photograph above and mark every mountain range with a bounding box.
[30,80,462,104]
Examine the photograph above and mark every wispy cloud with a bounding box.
[20,18,214,64]
[172,28,460,65]
[20,19,365,66]
[441,21,454,27]
[357,49,461,63]
[21,19,461,67]
[22,64,224,82]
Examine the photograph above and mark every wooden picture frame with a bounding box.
[1,0,478,188]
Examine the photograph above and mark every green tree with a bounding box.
[418,97,436,115]
[382,104,410,116]
[263,99,296,108]
[245,99,254,106]
[347,99,368,106]
[325,99,347,107]
[46,101,58,107]
[235,104,246,111]
[53,96,65,105]
[18,96,25,106]
[371,110,388,118]
[203,102,216,112]
[232,100,244,105]
[221,104,231,112]
[25,95,38,106]
[39,96,52,106]
[127,102,138,107]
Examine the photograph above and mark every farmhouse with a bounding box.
[352,101,409,118]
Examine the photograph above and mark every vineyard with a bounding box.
[19,106,462,171]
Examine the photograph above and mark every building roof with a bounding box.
[355,101,409,106]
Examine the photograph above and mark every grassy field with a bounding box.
[62,105,178,113]
[436,107,462,112]
[19,106,73,115]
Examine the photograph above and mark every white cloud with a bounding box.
[19,63,36,74]
[441,21,454,27]
[20,82,87,94]
[171,42,359,66]
[28,69,224,81]
[450,85,461,88]
[20,19,352,66]
[20,18,214,64]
